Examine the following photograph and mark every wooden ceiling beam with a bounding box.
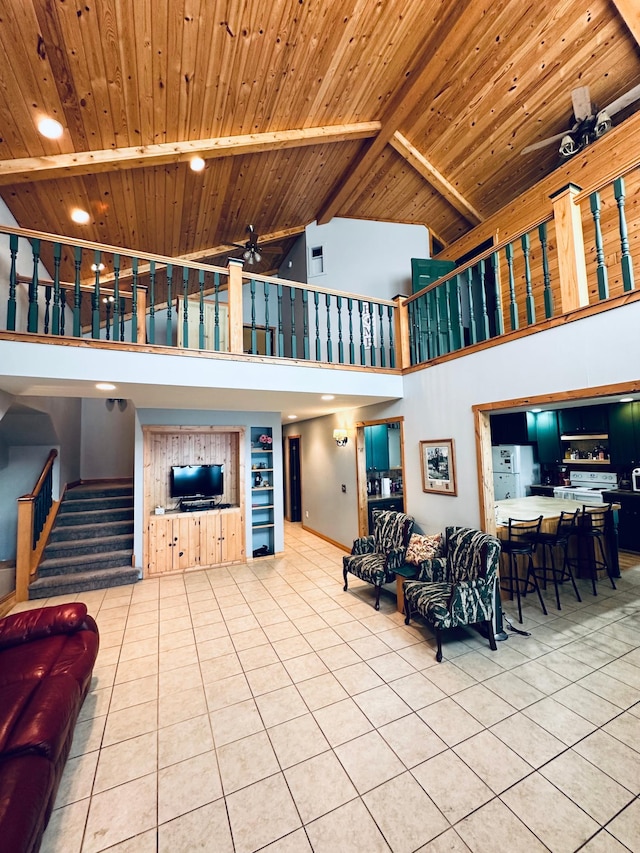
[0,123,381,186]
[613,0,640,44]
[315,0,482,226]
[390,132,483,226]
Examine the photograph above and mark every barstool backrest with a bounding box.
[556,509,579,538]
[506,515,543,546]
[580,503,612,534]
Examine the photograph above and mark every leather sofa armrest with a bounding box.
[0,603,97,651]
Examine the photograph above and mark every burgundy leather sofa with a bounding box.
[0,603,99,853]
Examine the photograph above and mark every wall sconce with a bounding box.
[333,429,348,447]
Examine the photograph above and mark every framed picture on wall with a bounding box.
[420,439,457,496]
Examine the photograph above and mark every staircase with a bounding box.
[29,480,140,599]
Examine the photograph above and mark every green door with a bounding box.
[536,411,562,464]
[608,402,637,465]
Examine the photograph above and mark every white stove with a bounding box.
[553,471,618,505]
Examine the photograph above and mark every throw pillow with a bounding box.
[405,533,442,565]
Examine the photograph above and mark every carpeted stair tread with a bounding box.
[29,566,140,599]
[65,484,133,500]
[43,533,134,559]
[56,507,133,526]
[38,549,134,576]
[50,520,134,542]
[59,496,133,514]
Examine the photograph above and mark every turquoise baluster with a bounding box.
[505,242,518,330]
[198,269,205,350]
[131,258,138,343]
[302,290,309,359]
[73,246,82,337]
[315,291,321,360]
[377,302,386,367]
[521,235,536,325]
[250,279,257,353]
[337,295,344,364]
[387,305,395,368]
[277,283,284,356]
[452,273,465,350]
[28,238,41,333]
[465,266,477,344]
[590,191,609,300]
[213,271,220,351]
[264,281,271,355]
[347,298,354,364]
[52,243,61,335]
[368,300,376,366]
[614,177,634,292]
[358,301,365,365]
[91,250,101,338]
[113,254,121,340]
[325,294,332,363]
[148,260,156,344]
[491,253,504,335]
[44,286,51,334]
[7,233,18,331]
[538,223,553,318]
[290,287,297,359]
[166,264,173,345]
[182,266,190,348]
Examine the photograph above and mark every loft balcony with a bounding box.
[1,154,640,405]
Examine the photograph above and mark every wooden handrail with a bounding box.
[15,449,59,602]
[25,449,58,501]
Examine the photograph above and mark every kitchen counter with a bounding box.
[368,494,403,502]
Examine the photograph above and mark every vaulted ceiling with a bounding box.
[1,0,639,272]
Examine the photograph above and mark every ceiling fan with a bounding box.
[521,82,640,158]
[230,225,280,265]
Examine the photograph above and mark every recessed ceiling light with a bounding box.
[287,414,297,419]
[95,382,116,391]
[619,397,634,403]
[71,208,90,224]
[190,156,205,172]
[531,408,542,413]
[37,117,63,139]
[321,395,335,401]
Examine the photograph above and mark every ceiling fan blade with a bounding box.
[571,86,592,121]
[520,131,569,155]
[603,82,640,117]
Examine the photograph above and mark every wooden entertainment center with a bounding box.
[143,425,246,576]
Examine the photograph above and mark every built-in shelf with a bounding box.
[562,458,610,465]
[250,427,275,557]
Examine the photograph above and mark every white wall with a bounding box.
[304,218,429,298]
[81,397,135,480]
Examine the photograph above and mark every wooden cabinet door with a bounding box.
[147,515,176,575]
[220,509,245,564]
[199,512,221,567]
[174,515,201,570]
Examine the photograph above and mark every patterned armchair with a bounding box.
[403,526,501,662]
[343,510,414,610]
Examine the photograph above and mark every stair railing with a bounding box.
[15,449,59,601]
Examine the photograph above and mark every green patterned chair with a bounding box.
[343,510,414,610]
[403,526,501,662]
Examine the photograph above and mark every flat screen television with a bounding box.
[170,464,224,499]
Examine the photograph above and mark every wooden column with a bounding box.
[15,497,34,602]
[227,258,244,354]
[550,184,589,313]
[136,288,147,343]
[394,296,411,370]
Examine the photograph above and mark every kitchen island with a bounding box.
[495,495,620,579]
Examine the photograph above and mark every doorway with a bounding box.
[286,436,302,522]
[355,417,406,536]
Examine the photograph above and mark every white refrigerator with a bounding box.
[492,445,539,500]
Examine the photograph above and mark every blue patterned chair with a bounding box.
[343,510,414,610]
[403,526,501,662]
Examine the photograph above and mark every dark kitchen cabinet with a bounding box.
[490,412,536,446]
[558,405,609,436]
[365,424,390,471]
[608,402,640,465]
[603,492,640,552]
[534,411,562,464]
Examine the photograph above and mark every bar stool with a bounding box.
[567,504,616,596]
[500,516,547,623]
[532,509,582,610]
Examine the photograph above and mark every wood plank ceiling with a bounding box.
[0,0,639,271]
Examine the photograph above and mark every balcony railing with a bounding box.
[0,227,399,370]
[405,167,640,366]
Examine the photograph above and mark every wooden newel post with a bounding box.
[16,496,34,602]
[550,183,589,313]
[394,296,411,370]
[136,288,147,344]
[227,258,244,354]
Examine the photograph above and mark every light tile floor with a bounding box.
[13,523,640,852]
